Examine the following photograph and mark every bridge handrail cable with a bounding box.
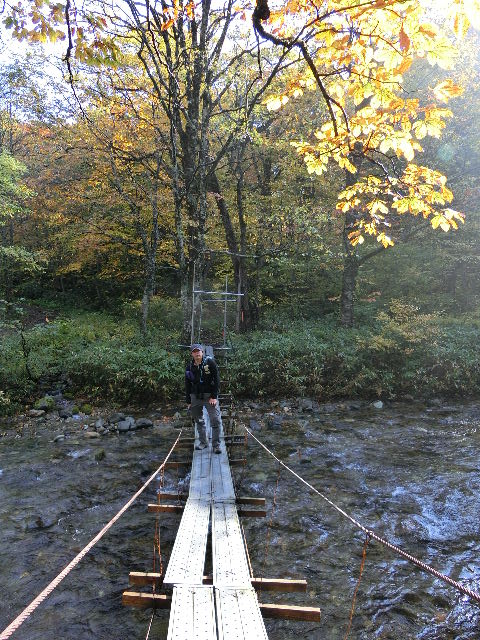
[244,426,480,607]
[0,431,183,640]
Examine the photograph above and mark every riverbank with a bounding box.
[0,393,470,445]
[2,305,480,416]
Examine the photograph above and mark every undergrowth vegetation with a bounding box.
[1,298,480,414]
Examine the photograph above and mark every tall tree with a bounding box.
[253,0,477,325]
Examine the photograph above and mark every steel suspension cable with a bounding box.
[244,427,480,606]
[0,430,183,640]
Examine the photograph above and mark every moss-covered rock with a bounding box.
[34,395,56,411]
[80,403,93,415]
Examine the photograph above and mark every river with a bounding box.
[0,400,479,639]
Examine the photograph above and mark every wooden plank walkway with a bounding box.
[189,445,213,499]
[123,388,320,635]
[162,399,269,639]
[212,501,251,587]
[211,444,235,501]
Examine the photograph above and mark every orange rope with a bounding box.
[343,534,370,640]
[245,426,480,607]
[0,431,182,640]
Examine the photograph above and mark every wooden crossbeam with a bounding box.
[158,491,188,501]
[236,497,266,506]
[164,460,191,468]
[122,591,171,609]
[129,571,163,586]
[251,578,307,592]
[260,603,321,622]
[237,508,267,517]
[148,504,265,517]
[229,458,246,466]
[123,591,320,621]
[157,493,265,506]
[129,573,306,593]
[147,504,184,514]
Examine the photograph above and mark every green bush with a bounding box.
[226,309,480,399]
[0,390,12,416]
[0,310,184,404]
[2,303,480,407]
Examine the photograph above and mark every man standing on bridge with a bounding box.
[185,344,222,453]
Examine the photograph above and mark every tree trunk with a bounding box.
[339,143,364,327]
[141,252,156,334]
[340,248,359,327]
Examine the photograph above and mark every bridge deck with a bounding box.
[163,400,268,639]
[189,446,213,499]
[211,445,235,501]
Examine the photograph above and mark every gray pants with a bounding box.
[190,393,221,447]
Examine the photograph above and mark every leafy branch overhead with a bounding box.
[253,0,479,247]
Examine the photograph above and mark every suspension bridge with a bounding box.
[122,374,321,638]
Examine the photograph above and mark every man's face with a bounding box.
[192,348,203,364]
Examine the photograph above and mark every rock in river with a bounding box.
[135,418,153,429]
[117,417,135,432]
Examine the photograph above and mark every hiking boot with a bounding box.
[195,442,207,450]
[214,446,221,454]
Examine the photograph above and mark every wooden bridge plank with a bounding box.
[212,502,251,587]
[189,446,212,499]
[167,586,216,640]
[215,588,269,640]
[211,447,235,501]
[163,499,210,586]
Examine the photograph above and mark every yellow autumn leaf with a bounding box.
[433,80,464,103]
[431,214,445,230]
[398,138,415,161]
[453,12,470,38]
[425,121,444,138]
[379,138,394,154]
[265,95,289,111]
[370,200,389,215]
[464,0,480,30]
[364,46,374,64]
[444,208,465,223]
[377,232,394,247]
[349,233,364,246]
[373,46,404,71]
[426,38,456,70]
[413,120,428,139]
[395,57,413,75]
[392,198,410,213]
[338,156,357,173]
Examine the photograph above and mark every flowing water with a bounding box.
[1,400,479,639]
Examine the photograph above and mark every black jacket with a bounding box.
[185,356,219,402]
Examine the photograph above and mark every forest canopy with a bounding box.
[0,0,479,408]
